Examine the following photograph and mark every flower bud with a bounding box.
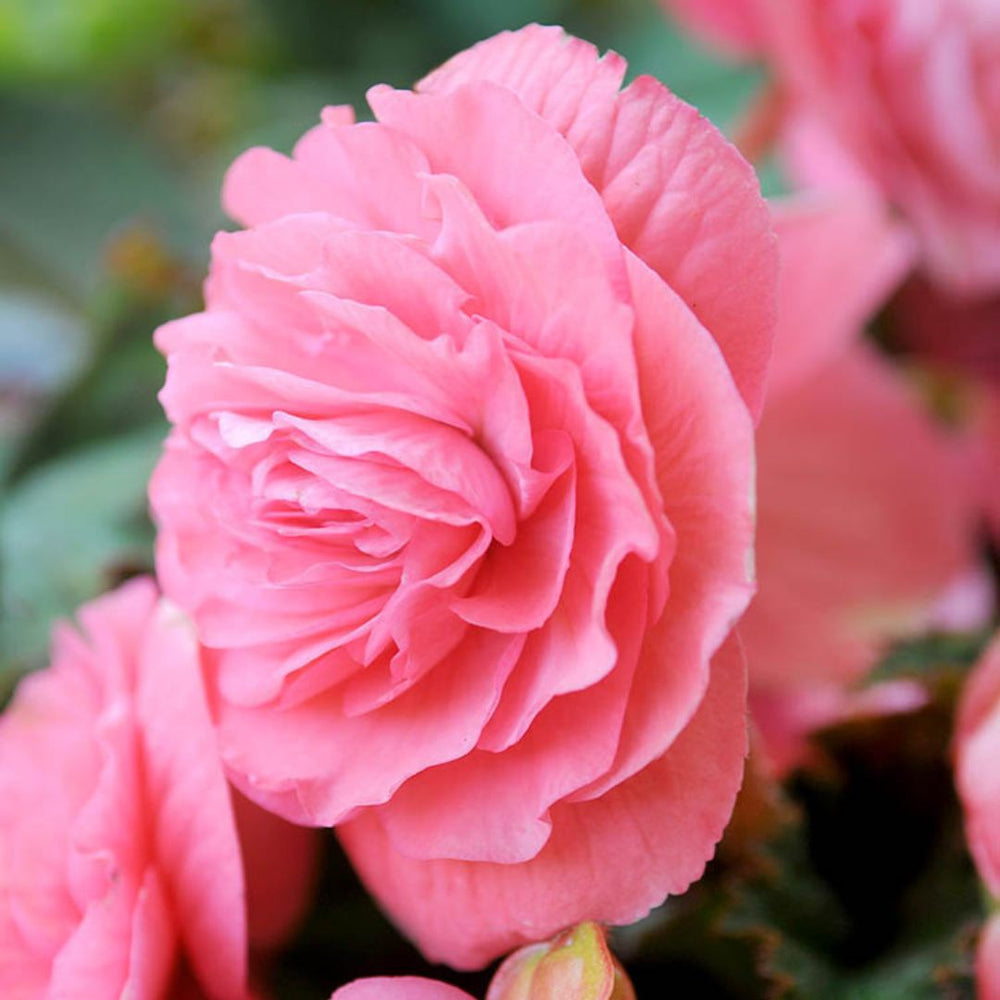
[486,923,635,1000]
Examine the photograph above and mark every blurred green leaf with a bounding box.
[0,425,161,695]
[0,0,181,81]
[868,631,992,687]
[0,94,211,299]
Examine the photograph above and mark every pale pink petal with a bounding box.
[572,252,755,796]
[418,25,778,419]
[217,629,526,826]
[338,637,747,970]
[367,81,629,297]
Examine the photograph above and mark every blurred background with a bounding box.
[0,0,760,693]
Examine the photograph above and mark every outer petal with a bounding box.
[332,978,476,1000]
[418,24,778,420]
[136,601,248,1000]
[338,637,747,970]
[745,341,978,691]
[574,251,755,795]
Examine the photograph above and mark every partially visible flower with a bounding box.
[330,923,634,1000]
[743,194,984,772]
[0,579,315,998]
[955,635,1000,1000]
[663,0,1000,298]
[151,24,777,968]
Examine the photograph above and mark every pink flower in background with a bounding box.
[955,635,1000,1000]
[743,195,983,773]
[150,24,778,968]
[0,579,316,999]
[663,0,1000,298]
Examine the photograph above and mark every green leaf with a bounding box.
[0,425,162,696]
[868,631,992,686]
[0,0,182,81]
[0,93,211,299]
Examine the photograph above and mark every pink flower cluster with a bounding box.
[2,9,998,997]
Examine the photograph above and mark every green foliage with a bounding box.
[0,425,161,696]
[0,0,180,81]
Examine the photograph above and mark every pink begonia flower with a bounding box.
[330,922,634,1000]
[742,195,983,773]
[955,635,1000,1000]
[663,0,1000,298]
[149,24,778,968]
[0,578,316,998]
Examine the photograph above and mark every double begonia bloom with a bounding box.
[149,24,777,968]
[742,194,983,772]
[955,635,1000,1000]
[662,0,1000,298]
[0,579,315,998]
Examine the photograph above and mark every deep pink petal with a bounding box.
[419,25,777,419]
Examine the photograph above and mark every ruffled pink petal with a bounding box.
[223,115,438,242]
[375,618,639,864]
[367,80,629,297]
[418,24,778,420]
[572,252,755,798]
[338,636,747,970]
[217,629,526,826]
